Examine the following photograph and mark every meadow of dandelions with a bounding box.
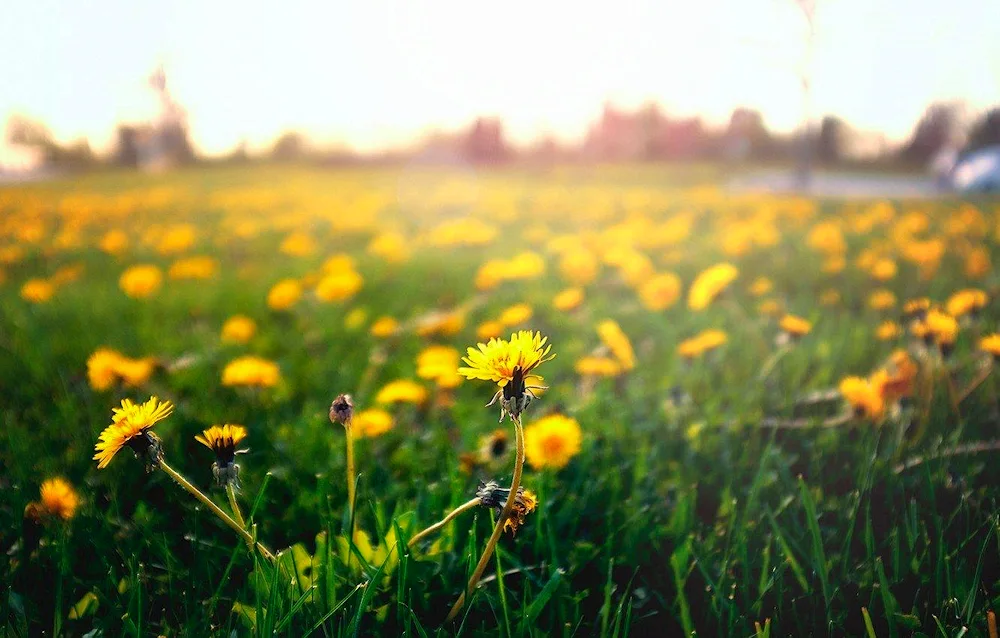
[3,166,1000,636]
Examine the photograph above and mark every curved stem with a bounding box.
[408,498,481,549]
[159,459,275,562]
[446,418,524,622]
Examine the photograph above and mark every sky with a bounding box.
[1,0,998,157]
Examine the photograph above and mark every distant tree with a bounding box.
[965,107,1000,154]
[817,115,847,164]
[900,102,965,165]
[114,125,141,168]
[271,132,306,161]
[6,115,54,147]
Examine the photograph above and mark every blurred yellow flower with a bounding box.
[367,232,410,263]
[876,321,902,341]
[839,376,883,421]
[639,272,682,311]
[20,278,55,303]
[352,409,395,438]
[749,277,773,297]
[524,414,582,470]
[559,248,599,285]
[574,355,621,377]
[267,279,303,311]
[221,315,257,344]
[868,289,896,310]
[870,258,897,281]
[99,229,129,255]
[499,303,533,327]
[280,231,317,257]
[222,356,280,388]
[39,478,79,521]
[677,329,728,359]
[552,287,584,312]
[344,307,368,330]
[980,334,1000,358]
[417,345,461,381]
[370,316,400,338]
[780,314,812,337]
[168,256,218,280]
[688,263,738,310]
[415,310,465,338]
[946,289,988,318]
[316,269,363,302]
[477,320,504,340]
[597,320,635,371]
[925,309,958,347]
[375,379,428,405]
[157,224,197,255]
[119,265,162,299]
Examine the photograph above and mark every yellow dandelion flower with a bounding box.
[279,231,316,257]
[925,309,958,347]
[749,277,773,297]
[688,263,738,310]
[370,316,400,338]
[352,409,395,438]
[552,287,584,312]
[99,229,129,255]
[417,345,461,381]
[168,256,218,280]
[980,334,1000,358]
[839,376,883,421]
[316,269,363,302]
[375,379,428,405]
[876,321,902,341]
[87,348,124,391]
[524,414,582,470]
[39,478,79,521]
[946,289,988,318]
[221,315,256,344]
[574,355,622,377]
[477,320,504,340]
[499,303,533,327]
[222,356,280,388]
[115,356,157,388]
[415,310,465,338]
[459,330,555,421]
[94,397,173,469]
[119,265,162,299]
[20,278,55,303]
[819,289,841,306]
[779,314,812,338]
[559,248,599,285]
[639,272,682,311]
[868,289,897,310]
[903,297,931,319]
[597,320,635,371]
[267,279,303,311]
[196,424,248,485]
[367,232,410,263]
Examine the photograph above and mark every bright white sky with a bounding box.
[1,0,998,156]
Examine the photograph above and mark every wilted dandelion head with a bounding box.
[94,396,173,470]
[475,480,539,535]
[329,393,355,426]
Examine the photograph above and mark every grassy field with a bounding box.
[1,164,999,636]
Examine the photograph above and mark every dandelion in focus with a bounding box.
[93,396,173,469]
[195,424,248,486]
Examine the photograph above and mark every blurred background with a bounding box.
[0,0,999,192]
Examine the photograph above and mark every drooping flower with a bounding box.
[94,397,173,469]
[222,356,281,388]
[195,424,248,486]
[524,414,583,470]
[597,320,635,371]
[688,263,738,310]
[475,480,538,535]
[39,478,80,521]
[458,330,555,421]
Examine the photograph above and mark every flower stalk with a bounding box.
[408,497,482,549]
[159,458,275,561]
[446,417,525,622]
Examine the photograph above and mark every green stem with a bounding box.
[408,498,481,549]
[226,483,246,528]
[446,418,525,622]
[345,423,356,522]
[159,459,275,562]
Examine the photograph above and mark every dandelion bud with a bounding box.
[329,393,354,426]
